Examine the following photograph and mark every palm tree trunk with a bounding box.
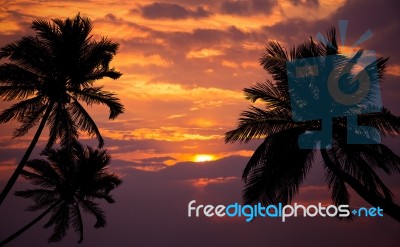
[321,149,400,222]
[0,200,59,246]
[0,101,55,206]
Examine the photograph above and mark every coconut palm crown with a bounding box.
[0,142,122,245]
[0,14,124,205]
[225,28,400,221]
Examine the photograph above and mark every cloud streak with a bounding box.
[138,3,210,20]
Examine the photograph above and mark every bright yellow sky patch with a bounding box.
[193,154,215,162]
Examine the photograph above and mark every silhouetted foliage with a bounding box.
[0,13,124,205]
[226,28,400,222]
[0,143,122,245]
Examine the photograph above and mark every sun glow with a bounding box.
[193,154,215,162]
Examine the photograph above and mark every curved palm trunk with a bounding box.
[321,149,400,222]
[0,200,59,246]
[0,101,55,206]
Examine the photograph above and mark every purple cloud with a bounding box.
[138,3,210,20]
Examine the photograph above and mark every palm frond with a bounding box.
[260,41,289,93]
[69,100,104,147]
[376,57,389,81]
[243,81,291,110]
[0,85,36,101]
[40,147,74,180]
[70,204,84,243]
[0,63,38,88]
[25,197,59,212]
[0,36,53,75]
[71,87,124,119]
[21,158,62,188]
[358,144,400,173]
[243,128,315,205]
[46,203,70,243]
[31,19,60,48]
[321,27,339,56]
[79,200,106,228]
[83,69,121,84]
[0,96,44,123]
[321,149,350,206]
[86,193,116,203]
[84,38,119,67]
[89,174,122,194]
[331,142,394,200]
[25,159,62,183]
[15,189,58,206]
[358,107,400,137]
[13,104,47,138]
[225,106,297,143]
[46,103,78,148]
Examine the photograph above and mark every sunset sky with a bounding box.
[0,0,400,246]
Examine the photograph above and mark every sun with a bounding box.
[193,154,215,162]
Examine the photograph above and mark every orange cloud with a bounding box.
[113,52,173,68]
[124,165,166,172]
[189,176,238,187]
[187,48,224,59]
[116,81,244,102]
[278,0,347,21]
[166,114,187,119]
[387,65,400,77]
[99,127,223,142]
[222,60,239,68]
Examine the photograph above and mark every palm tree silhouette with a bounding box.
[0,14,124,205]
[0,142,122,246]
[225,28,400,221]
